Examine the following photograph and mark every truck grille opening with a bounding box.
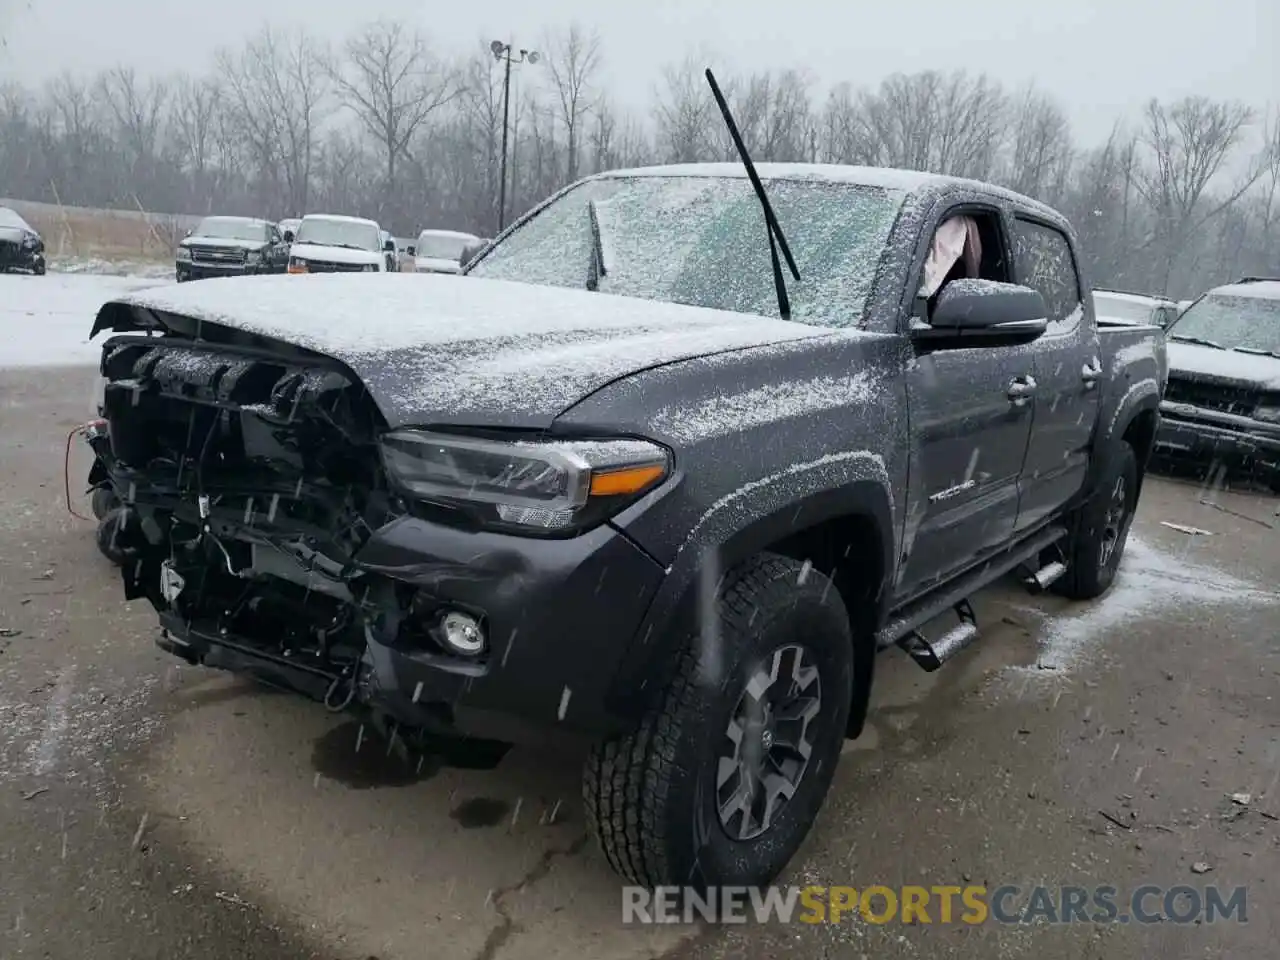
[1164,377,1260,417]
[99,337,401,675]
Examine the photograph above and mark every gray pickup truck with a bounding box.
[87,98,1166,890]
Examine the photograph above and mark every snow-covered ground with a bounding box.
[0,272,168,367]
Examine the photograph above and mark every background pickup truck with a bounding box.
[89,159,1166,893]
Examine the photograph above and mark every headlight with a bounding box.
[175,247,192,261]
[379,431,670,534]
[288,257,308,273]
[245,250,262,263]
[1253,405,1280,424]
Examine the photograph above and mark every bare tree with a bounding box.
[170,75,222,211]
[330,20,459,217]
[217,26,331,216]
[543,24,602,182]
[96,67,170,203]
[1004,85,1073,203]
[1138,96,1261,289]
[652,56,718,163]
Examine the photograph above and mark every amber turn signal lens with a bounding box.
[588,463,666,497]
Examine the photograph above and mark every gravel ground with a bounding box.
[2,362,1277,960]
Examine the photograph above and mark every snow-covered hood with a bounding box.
[91,273,829,429]
[0,225,31,243]
[182,235,267,252]
[414,256,461,274]
[1166,341,1280,391]
[289,243,380,266]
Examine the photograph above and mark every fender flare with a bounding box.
[605,463,896,733]
[1084,380,1162,498]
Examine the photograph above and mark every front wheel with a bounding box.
[32,259,46,276]
[583,553,853,888]
[1054,442,1138,600]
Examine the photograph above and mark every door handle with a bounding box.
[1081,357,1102,386]
[1007,375,1037,406]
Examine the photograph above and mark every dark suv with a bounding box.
[1155,277,1280,490]
[176,216,290,281]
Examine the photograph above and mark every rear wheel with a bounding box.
[1054,442,1138,600]
[583,553,853,888]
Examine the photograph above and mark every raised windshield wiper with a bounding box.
[586,199,608,291]
[704,67,801,321]
[1169,334,1224,349]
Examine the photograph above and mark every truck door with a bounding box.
[896,205,1037,600]
[1008,215,1100,533]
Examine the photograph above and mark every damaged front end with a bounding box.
[95,328,673,747]
[98,334,491,729]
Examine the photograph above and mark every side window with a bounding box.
[1011,217,1082,331]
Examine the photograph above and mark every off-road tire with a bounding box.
[90,485,119,521]
[33,260,46,276]
[1054,441,1138,600]
[96,508,127,566]
[583,553,853,888]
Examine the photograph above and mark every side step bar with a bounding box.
[898,598,978,671]
[876,523,1068,652]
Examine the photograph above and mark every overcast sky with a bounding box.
[1,0,1275,146]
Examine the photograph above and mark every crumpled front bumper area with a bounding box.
[97,334,666,745]
[1155,401,1280,478]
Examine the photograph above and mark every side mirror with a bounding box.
[406,245,416,257]
[383,238,396,252]
[283,230,294,243]
[915,279,1048,346]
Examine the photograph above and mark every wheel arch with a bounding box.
[606,479,895,740]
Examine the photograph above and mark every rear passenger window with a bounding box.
[1011,218,1082,331]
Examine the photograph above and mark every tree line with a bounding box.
[1,19,1276,298]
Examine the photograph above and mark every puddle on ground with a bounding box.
[449,796,512,828]
[310,721,442,789]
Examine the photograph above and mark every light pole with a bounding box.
[491,40,539,233]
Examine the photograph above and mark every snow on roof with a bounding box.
[594,163,1063,220]
[199,215,271,227]
[301,213,379,228]
[1093,290,1171,306]
[0,206,32,230]
[417,229,479,241]
[1210,279,1280,300]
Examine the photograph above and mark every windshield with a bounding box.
[1092,293,1155,323]
[0,207,31,231]
[1168,293,1280,354]
[469,176,905,327]
[295,218,380,251]
[193,217,268,242]
[417,233,473,260]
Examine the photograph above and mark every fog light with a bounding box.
[437,610,486,657]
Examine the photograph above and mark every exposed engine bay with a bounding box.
[92,333,483,725]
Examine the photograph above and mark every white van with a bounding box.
[288,215,394,273]
[413,229,480,275]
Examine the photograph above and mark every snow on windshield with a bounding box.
[469,176,906,328]
[295,218,380,251]
[194,217,268,242]
[0,207,32,231]
[417,233,472,260]
[1171,294,1280,354]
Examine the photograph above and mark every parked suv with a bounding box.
[1093,289,1181,329]
[89,144,1166,888]
[0,206,47,275]
[412,228,480,274]
[1155,277,1280,490]
[175,217,290,282]
[288,215,393,273]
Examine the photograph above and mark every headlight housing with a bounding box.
[1253,404,1280,424]
[288,257,308,273]
[379,431,670,535]
[175,246,192,262]
[245,250,262,264]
